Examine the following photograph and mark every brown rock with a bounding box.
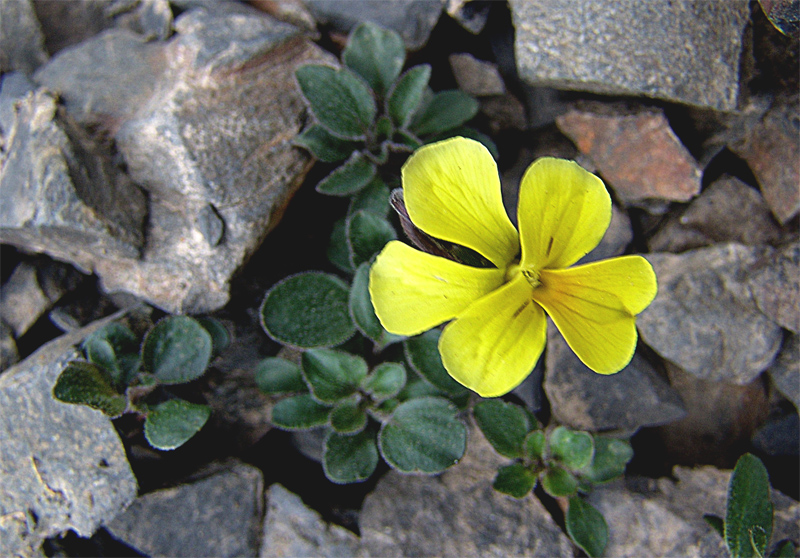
[557,105,702,205]
[449,53,505,96]
[481,94,527,133]
[731,100,800,224]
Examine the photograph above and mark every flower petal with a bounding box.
[439,275,547,397]
[518,157,611,270]
[403,137,519,268]
[531,256,657,374]
[369,241,506,336]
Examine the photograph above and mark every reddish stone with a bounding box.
[557,106,702,204]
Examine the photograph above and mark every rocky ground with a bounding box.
[1,0,798,556]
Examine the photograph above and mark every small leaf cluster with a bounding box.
[473,399,634,558]
[704,453,796,558]
[294,21,488,197]
[52,316,229,451]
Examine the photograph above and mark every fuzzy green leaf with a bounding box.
[541,467,578,498]
[346,210,396,268]
[330,397,367,434]
[260,272,355,348]
[141,316,212,385]
[301,348,368,403]
[410,90,479,136]
[342,22,405,97]
[349,176,391,217]
[771,540,797,557]
[294,124,360,163]
[82,322,138,386]
[361,362,406,401]
[566,496,609,558]
[196,317,230,357]
[52,361,127,417]
[271,394,331,430]
[473,399,536,458]
[493,462,537,498]
[143,399,211,451]
[403,330,468,397]
[549,426,594,471]
[327,219,354,274]
[579,437,633,484]
[254,357,307,395]
[295,65,376,139]
[378,396,466,474]
[323,428,379,483]
[725,453,773,558]
[523,430,546,461]
[316,152,377,196]
[388,64,431,128]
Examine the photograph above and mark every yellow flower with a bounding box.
[369,137,657,397]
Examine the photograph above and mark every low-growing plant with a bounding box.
[52,315,229,451]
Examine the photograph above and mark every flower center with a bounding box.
[505,262,541,288]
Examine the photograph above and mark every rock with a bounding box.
[0,321,19,372]
[446,0,490,34]
[731,100,800,224]
[768,334,800,410]
[107,461,264,558]
[752,410,800,457]
[639,243,784,384]
[748,241,800,333]
[0,87,147,272]
[510,0,750,111]
[0,73,37,132]
[588,465,800,557]
[544,323,685,433]
[304,0,444,51]
[556,104,702,205]
[359,426,573,557]
[30,5,331,314]
[659,363,769,467]
[0,312,137,557]
[0,262,51,338]
[260,484,360,558]
[449,53,505,97]
[649,175,785,253]
[106,0,174,41]
[481,94,528,134]
[250,0,317,32]
[0,0,48,74]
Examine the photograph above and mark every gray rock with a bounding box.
[445,0,490,34]
[449,53,505,97]
[359,427,573,557]
[0,320,19,372]
[0,313,137,557]
[639,243,784,384]
[0,73,37,132]
[0,88,147,272]
[556,104,702,205]
[304,0,444,51]
[588,466,799,558]
[768,334,800,410]
[748,240,800,333]
[0,0,48,74]
[0,262,51,337]
[752,411,800,457]
[107,461,264,558]
[260,484,360,558]
[544,323,685,433]
[649,175,785,253]
[106,0,174,41]
[510,0,750,111]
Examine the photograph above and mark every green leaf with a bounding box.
[254,357,307,395]
[271,394,332,430]
[295,65,376,139]
[316,152,377,196]
[327,219,354,274]
[704,514,725,538]
[549,426,595,471]
[349,176,391,217]
[301,348,368,403]
[323,428,379,483]
[523,429,546,461]
[349,263,396,347]
[342,22,405,97]
[388,64,431,128]
[493,462,537,498]
[540,466,578,497]
[770,540,797,557]
[361,362,406,401]
[52,361,127,417]
[725,453,773,558]
[330,397,367,434]
[294,124,360,163]
[473,399,536,458]
[403,330,468,397]
[196,317,230,357]
[143,399,211,451]
[82,322,138,385]
[378,396,466,474]
[579,437,633,484]
[410,90,479,137]
[346,210,396,268]
[260,272,355,348]
[566,496,609,558]
[141,316,212,385]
